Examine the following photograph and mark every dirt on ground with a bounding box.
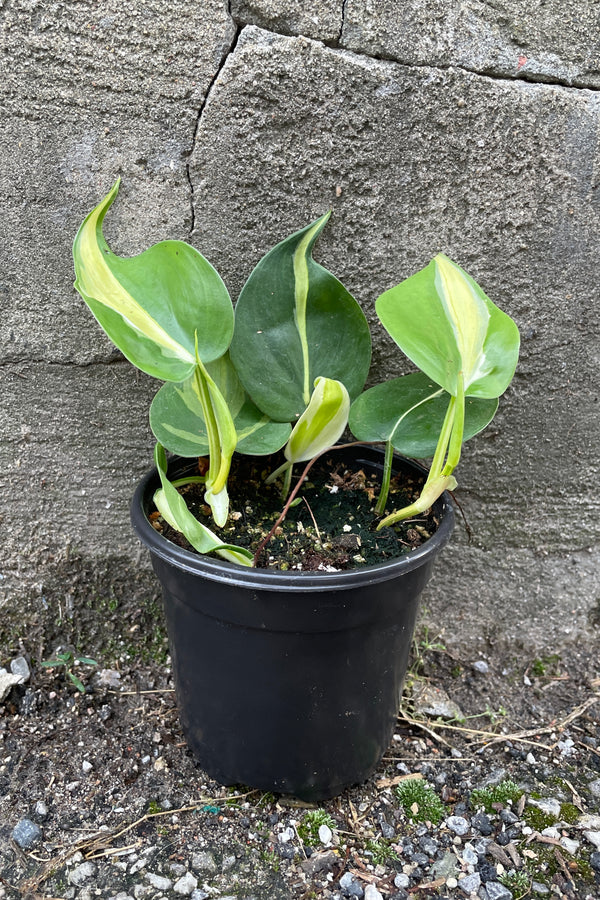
[1,554,599,900]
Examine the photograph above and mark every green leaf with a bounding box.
[349,373,498,458]
[68,672,86,693]
[75,657,98,666]
[285,377,350,464]
[153,444,253,566]
[230,214,371,422]
[376,254,519,399]
[73,179,234,382]
[150,354,291,457]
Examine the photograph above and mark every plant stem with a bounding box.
[193,361,221,494]
[170,476,206,488]
[374,439,394,516]
[281,463,293,500]
[442,373,465,476]
[376,394,458,529]
[426,395,456,486]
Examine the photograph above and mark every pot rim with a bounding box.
[130,445,455,592]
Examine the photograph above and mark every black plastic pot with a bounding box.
[131,446,454,801]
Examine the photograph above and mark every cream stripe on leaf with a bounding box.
[230,213,371,423]
[73,179,234,383]
[149,354,291,459]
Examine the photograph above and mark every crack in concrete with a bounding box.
[220,9,600,96]
[185,5,598,229]
[185,3,242,236]
[340,44,600,94]
[336,0,348,47]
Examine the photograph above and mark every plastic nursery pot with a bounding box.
[131,445,454,802]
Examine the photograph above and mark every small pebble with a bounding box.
[590,851,600,871]
[471,812,492,835]
[394,873,410,888]
[173,872,198,895]
[584,830,600,849]
[145,874,172,891]
[458,872,481,894]
[478,860,498,883]
[559,836,579,855]
[446,877,458,889]
[300,850,337,876]
[485,883,514,900]
[68,862,96,886]
[430,850,458,879]
[319,823,333,844]
[364,885,383,900]
[82,760,93,774]
[588,778,600,799]
[461,844,478,866]
[472,660,489,674]
[445,815,470,836]
[12,818,42,849]
[34,800,49,821]
[10,656,30,680]
[499,809,518,825]
[379,819,395,839]
[531,883,550,895]
[339,871,364,898]
[418,835,438,856]
[191,851,218,874]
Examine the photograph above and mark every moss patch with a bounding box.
[470,779,522,813]
[395,778,446,824]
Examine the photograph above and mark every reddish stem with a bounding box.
[252,441,379,566]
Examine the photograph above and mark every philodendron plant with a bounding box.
[73,180,519,567]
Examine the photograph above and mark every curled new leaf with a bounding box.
[150,354,291,458]
[285,377,350,464]
[152,444,252,566]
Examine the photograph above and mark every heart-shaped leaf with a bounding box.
[376,254,519,399]
[230,214,371,421]
[349,372,498,458]
[150,354,291,457]
[73,179,234,382]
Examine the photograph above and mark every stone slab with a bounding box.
[0,361,157,606]
[186,27,600,641]
[341,1,600,88]
[0,0,235,364]
[231,0,343,43]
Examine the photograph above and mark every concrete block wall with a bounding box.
[1,1,598,649]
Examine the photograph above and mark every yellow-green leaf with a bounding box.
[73,179,234,382]
[285,376,350,464]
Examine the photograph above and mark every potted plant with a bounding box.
[73,180,519,800]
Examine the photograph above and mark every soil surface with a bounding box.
[1,578,599,900]
[156,451,438,570]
